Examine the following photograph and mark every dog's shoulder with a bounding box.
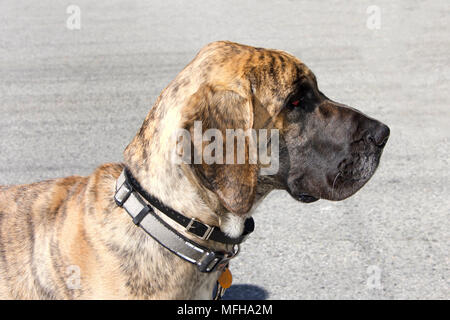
[0,163,123,220]
[0,175,82,223]
[82,162,124,209]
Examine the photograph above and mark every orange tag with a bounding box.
[218,268,232,289]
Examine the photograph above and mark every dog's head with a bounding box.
[129,41,390,221]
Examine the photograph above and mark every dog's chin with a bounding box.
[219,213,247,238]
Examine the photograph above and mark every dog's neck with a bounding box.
[123,105,235,238]
[125,152,218,225]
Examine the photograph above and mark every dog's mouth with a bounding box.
[296,194,319,203]
[289,191,319,203]
[286,177,320,203]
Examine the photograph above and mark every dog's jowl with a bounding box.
[0,41,389,299]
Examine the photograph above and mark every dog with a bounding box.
[0,41,389,299]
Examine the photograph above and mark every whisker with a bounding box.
[331,172,341,199]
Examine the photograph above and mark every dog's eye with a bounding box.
[289,96,304,107]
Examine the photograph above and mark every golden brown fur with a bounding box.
[0,41,389,299]
[0,41,298,299]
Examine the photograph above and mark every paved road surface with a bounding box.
[0,0,448,299]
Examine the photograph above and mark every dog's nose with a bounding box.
[365,123,390,147]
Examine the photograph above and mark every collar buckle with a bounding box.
[186,218,214,241]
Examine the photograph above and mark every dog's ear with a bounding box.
[181,85,257,215]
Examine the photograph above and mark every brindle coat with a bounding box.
[0,41,389,299]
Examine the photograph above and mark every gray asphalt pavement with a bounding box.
[0,0,448,299]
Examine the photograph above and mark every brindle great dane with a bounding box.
[0,41,389,299]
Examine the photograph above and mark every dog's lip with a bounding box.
[287,183,320,203]
[288,190,319,203]
[296,194,319,203]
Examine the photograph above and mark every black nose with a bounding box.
[365,123,390,147]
